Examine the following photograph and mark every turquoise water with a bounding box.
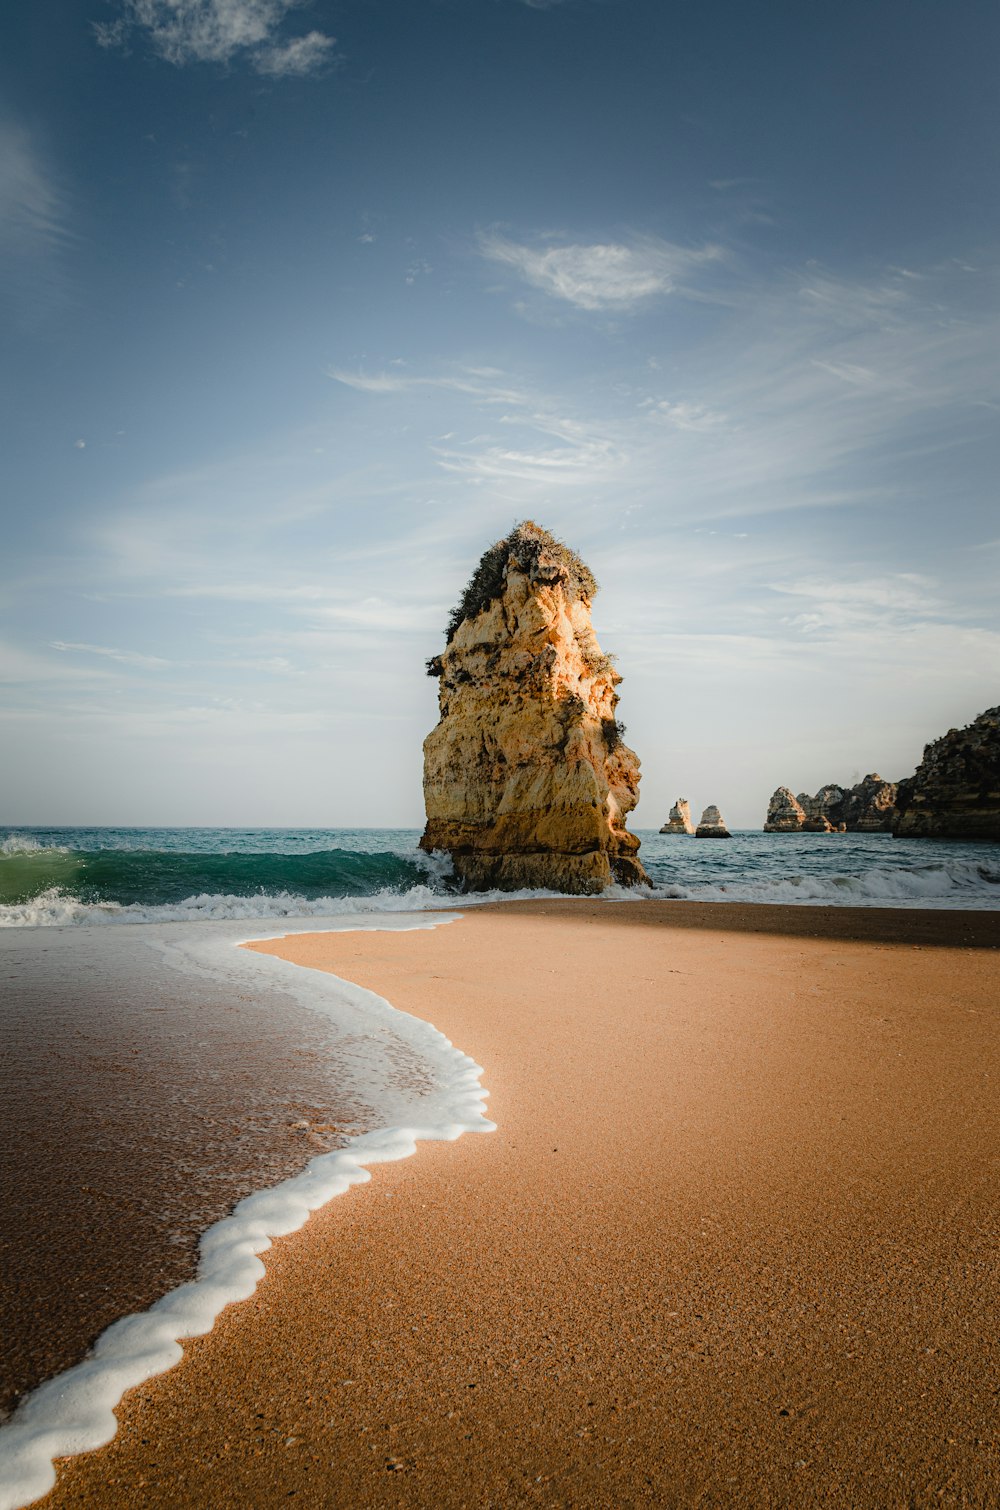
[1,826,998,921]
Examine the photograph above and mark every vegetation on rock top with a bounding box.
[443,520,598,644]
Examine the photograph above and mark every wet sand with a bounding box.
[42,901,1000,1507]
[0,926,370,1421]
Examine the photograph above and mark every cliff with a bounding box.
[420,522,648,893]
[893,707,1000,840]
[660,799,694,835]
[763,775,897,833]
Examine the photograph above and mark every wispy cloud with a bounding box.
[639,398,727,432]
[95,0,337,77]
[0,122,71,316]
[0,124,68,256]
[328,253,997,538]
[432,434,619,487]
[767,574,946,636]
[478,231,722,310]
[50,640,170,667]
[254,30,336,76]
[327,365,529,406]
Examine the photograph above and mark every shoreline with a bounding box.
[0,914,490,1510]
[0,922,374,1423]
[37,898,1000,1508]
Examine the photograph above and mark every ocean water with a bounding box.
[1,824,998,922]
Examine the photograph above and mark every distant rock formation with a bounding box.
[695,805,731,838]
[763,775,898,833]
[660,799,694,835]
[763,787,806,832]
[893,706,1000,840]
[420,521,649,893]
[847,774,900,831]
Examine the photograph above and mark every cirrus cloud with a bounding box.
[478,230,722,310]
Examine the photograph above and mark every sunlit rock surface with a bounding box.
[763,787,807,832]
[420,522,648,893]
[660,799,695,835]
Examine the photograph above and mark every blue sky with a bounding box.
[2,0,998,827]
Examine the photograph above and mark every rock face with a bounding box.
[695,805,731,838]
[660,799,694,835]
[763,787,807,832]
[764,775,898,832]
[893,707,1000,840]
[420,522,649,893]
[849,773,899,832]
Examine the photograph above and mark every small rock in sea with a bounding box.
[660,798,695,835]
[695,805,731,838]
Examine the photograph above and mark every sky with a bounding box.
[1,0,998,829]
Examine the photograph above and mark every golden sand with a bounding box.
[48,901,1000,1507]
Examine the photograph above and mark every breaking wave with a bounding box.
[1,827,997,925]
[652,856,1000,908]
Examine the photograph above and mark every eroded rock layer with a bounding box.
[420,522,648,893]
[660,799,694,835]
[893,707,1000,840]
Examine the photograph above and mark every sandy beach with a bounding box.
[42,899,1000,1508]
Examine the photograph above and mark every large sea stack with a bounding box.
[893,706,1000,840]
[420,521,648,893]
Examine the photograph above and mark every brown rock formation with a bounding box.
[695,805,731,838]
[765,776,898,833]
[849,773,899,832]
[763,787,807,832]
[660,799,694,835]
[893,707,1000,840]
[420,522,648,893]
[797,786,845,830]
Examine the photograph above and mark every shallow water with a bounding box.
[0,915,448,1420]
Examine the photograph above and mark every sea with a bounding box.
[1,824,999,922]
[1,823,997,1507]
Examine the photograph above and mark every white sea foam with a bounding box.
[0,835,70,856]
[0,912,494,1510]
[2,859,998,930]
[0,883,457,928]
[652,856,1000,908]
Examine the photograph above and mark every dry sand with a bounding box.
[46,900,1000,1508]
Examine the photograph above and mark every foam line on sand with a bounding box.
[0,915,494,1510]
